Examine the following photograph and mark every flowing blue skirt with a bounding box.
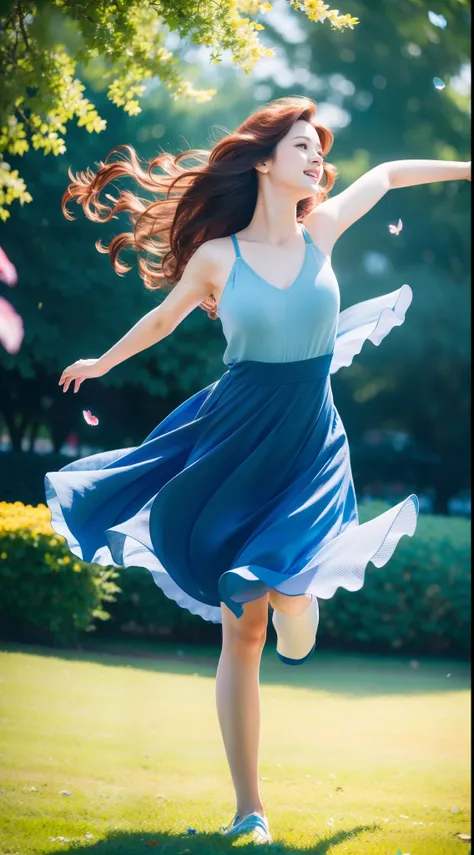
[44,285,418,622]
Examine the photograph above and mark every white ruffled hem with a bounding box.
[218,494,419,618]
[330,284,413,374]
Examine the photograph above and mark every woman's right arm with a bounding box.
[59,243,218,393]
[99,243,217,372]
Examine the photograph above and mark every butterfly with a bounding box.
[388,219,403,236]
[428,11,447,29]
[83,409,99,426]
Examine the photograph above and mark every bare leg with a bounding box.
[216,595,269,821]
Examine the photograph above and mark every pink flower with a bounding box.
[0,247,18,286]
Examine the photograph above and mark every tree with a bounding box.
[0,0,358,220]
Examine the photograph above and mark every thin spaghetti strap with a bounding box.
[230,234,241,259]
[300,223,313,245]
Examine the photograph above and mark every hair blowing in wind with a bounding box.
[62,96,338,320]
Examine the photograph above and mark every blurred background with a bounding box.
[0,0,471,655]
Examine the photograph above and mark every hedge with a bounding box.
[0,501,121,647]
[0,501,470,656]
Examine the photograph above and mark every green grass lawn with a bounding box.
[0,639,470,854]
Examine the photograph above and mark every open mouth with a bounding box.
[304,170,321,180]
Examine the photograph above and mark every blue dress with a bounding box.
[44,224,418,623]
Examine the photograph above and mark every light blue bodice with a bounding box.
[217,224,340,366]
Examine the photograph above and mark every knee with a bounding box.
[224,624,267,657]
[270,591,313,616]
[221,595,269,656]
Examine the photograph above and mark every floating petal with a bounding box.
[0,247,18,286]
[83,409,99,426]
[0,296,24,353]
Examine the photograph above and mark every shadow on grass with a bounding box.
[47,822,380,854]
[0,640,469,697]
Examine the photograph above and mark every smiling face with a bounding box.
[255,119,325,198]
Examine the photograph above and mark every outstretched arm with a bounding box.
[59,242,217,393]
[305,159,470,251]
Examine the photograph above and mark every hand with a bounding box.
[59,357,108,393]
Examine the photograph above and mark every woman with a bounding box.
[44,96,470,844]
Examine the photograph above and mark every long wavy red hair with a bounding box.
[62,95,338,320]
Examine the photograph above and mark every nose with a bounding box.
[310,154,323,168]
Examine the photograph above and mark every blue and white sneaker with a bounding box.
[221,811,273,843]
[272,594,319,665]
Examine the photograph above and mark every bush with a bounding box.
[92,564,221,645]
[0,501,470,656]
[0,501,122,647]
[316,501,471,657]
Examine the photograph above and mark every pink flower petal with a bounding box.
[0,296,24,353]
[82,409,99,426]
[0,247,18,287]
[388,218,403,235]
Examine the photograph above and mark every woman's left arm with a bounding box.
[388,159,470,188]
[305,159,470,249]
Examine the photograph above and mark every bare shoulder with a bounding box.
[155,235,235,332]
[302,203,339,259]
[196,234,236,298]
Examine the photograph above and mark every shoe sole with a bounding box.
[222,816,272,843]
[224,827,273,844]
[276,639,316,665]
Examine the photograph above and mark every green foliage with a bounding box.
[93,565,220,645]
[0,500,122,647]
[0,0,357,219]
[0,158,32,222]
